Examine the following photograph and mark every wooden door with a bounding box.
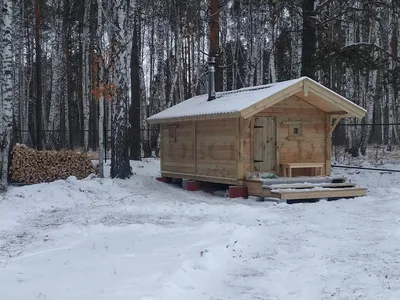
[253,117,277,172]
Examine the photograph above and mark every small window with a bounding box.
[289,124,302,137]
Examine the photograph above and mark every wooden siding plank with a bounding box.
[276,116,280,175]
[326,114,331,175]
[160,124,164,171]
[193,121,197,174]
[250,117,254,172]
[161,171,239,185]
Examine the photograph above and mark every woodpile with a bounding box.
[10,144,98,184]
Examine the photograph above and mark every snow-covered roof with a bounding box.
[147,77,367,123]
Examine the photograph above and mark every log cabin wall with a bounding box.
[195,119,238,180]
[161,122,194,174]
[161,118,239,183]
[254,95,328,176]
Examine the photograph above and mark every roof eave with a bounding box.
[303,79,367,120]
[147,112,242,124]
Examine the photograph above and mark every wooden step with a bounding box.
[262,176,347,187]
[265,182,356,190]
[270,187,367,201]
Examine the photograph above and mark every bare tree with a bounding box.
[0,0,14,190]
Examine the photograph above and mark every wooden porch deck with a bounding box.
[245,176,367,201]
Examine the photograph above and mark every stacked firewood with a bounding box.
[10,144,98,184]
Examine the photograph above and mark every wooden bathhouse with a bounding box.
[148,77,368,201]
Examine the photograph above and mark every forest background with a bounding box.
[1,0,399,184]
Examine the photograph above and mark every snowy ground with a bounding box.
[1,159,400,300]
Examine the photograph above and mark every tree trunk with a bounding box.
[34,0,43,150]
[301,0,316,78]
[130,15,142,161]
[0,1,14,190]
[82,0,91,151]
[110,0,132,179]
[210,0,221,91]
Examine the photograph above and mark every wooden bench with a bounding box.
[281,163,325,177]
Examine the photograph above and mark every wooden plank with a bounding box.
[193,121,197,175]
[328,116,342,135]
[280,154,326,163]
[267,182,356,190]
[160,124,164,171]
[273,95,316,107]
[250,117,254,172]
[328,111,348,116]
[276,116,280,175]
[163,161,194,168]
[244,180,275,197]
[162,164,194,174]
[161,171,239,185]
[253,117,262,172]
[263,117,270,172]
[268,117,277,172]
[245,180,262,196]
[281,120,324,125]
[196,144,237,152]
[161,130,193,138]
[282,162,325,168]
[303,80,309,97]
[271,187,367,200]
[195,136,236,143]
[262,176,347,185]
[256,111,325,118]
[326,114,331,176]
[238,118,246,179]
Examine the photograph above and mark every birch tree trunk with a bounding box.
[97,0,104,177]
[47,0,63,149]
[110,0,132,179]
[0,0,14,190]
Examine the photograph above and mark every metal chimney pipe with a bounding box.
[207,56,216,101]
